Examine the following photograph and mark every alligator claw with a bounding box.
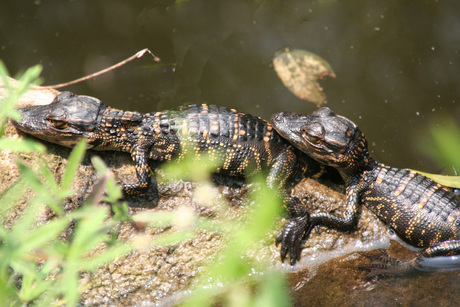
[359,249,413,277]
[276,212,312,265]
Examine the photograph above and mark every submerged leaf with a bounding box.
[273,48,335,107]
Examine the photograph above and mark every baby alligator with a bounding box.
[12,91,334,265]
[271,107,460,274]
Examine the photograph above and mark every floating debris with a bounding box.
[273,48,335,107]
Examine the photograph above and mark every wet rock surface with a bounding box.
[1,83,458,305]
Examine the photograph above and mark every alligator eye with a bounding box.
[302,124,324,144]
[49,119,69,129]
[306,133,320,143]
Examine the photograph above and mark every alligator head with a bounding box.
[12,91,106,148]
[270,107,374,175]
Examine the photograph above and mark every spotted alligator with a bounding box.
[271,107,460,274]
[12,91,337,265]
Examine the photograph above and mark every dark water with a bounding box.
[1,0,460,304]
[2,1,460,172]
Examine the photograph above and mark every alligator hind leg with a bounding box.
[359,250,414,277]
[419,239,460,258]
[411,240,460,272]
[360,240,460,277]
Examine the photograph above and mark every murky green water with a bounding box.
[3,1,460,172]
[1,0,460,305]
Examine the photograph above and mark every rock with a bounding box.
[0,80,392,305]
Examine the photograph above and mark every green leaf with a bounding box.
[14,64,43,94]
[61,261,79,306]
[253,271,291,307]
[161,151,219,182]
[91,156,123,202]
[0,138,46,153]
[111,201,131,222]
[20,218,69,252]
[17,161,45,193]
[410,170,460,189]
[38,164,61,195]
[8,202,43,249]
[132,211,175,226]
[80,243,132,272]
[9,257,38,277]
[273,48,335,107]
[151,229,195,246]
[91,156,109,174]
[67,206,112,258]
[6,108,22,122]
[0,177,28,219]
[183,174,284,306]
[61,140,87,190]
[0,62,42,136]
[428,117,460,172]
[18,273,52,302]
[17,161,63,214]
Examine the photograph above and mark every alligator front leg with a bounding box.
[123,144,158,199]
[276,196,311,265]
[275,180,362,265]
[267,148,313,265]
[308,176,368,232]
[276,174,368,265]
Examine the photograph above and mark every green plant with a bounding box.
[425,116,460,172]
[181,173,291,307]
[416,116,460,188]
[162,152,291,306]
[0,63,134,305]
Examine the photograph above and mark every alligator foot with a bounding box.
[276,211,312,266]
[359,249,414,277]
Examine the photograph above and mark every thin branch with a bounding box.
[39,48,160,90]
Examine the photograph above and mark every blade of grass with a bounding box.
[20,218,70,252]
[0,177,28,218]
[0,62,42,135]
[61,140,87,191]
[0,138,46,153]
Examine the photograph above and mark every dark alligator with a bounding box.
[271,107,460,274]
[12,91,337,265]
